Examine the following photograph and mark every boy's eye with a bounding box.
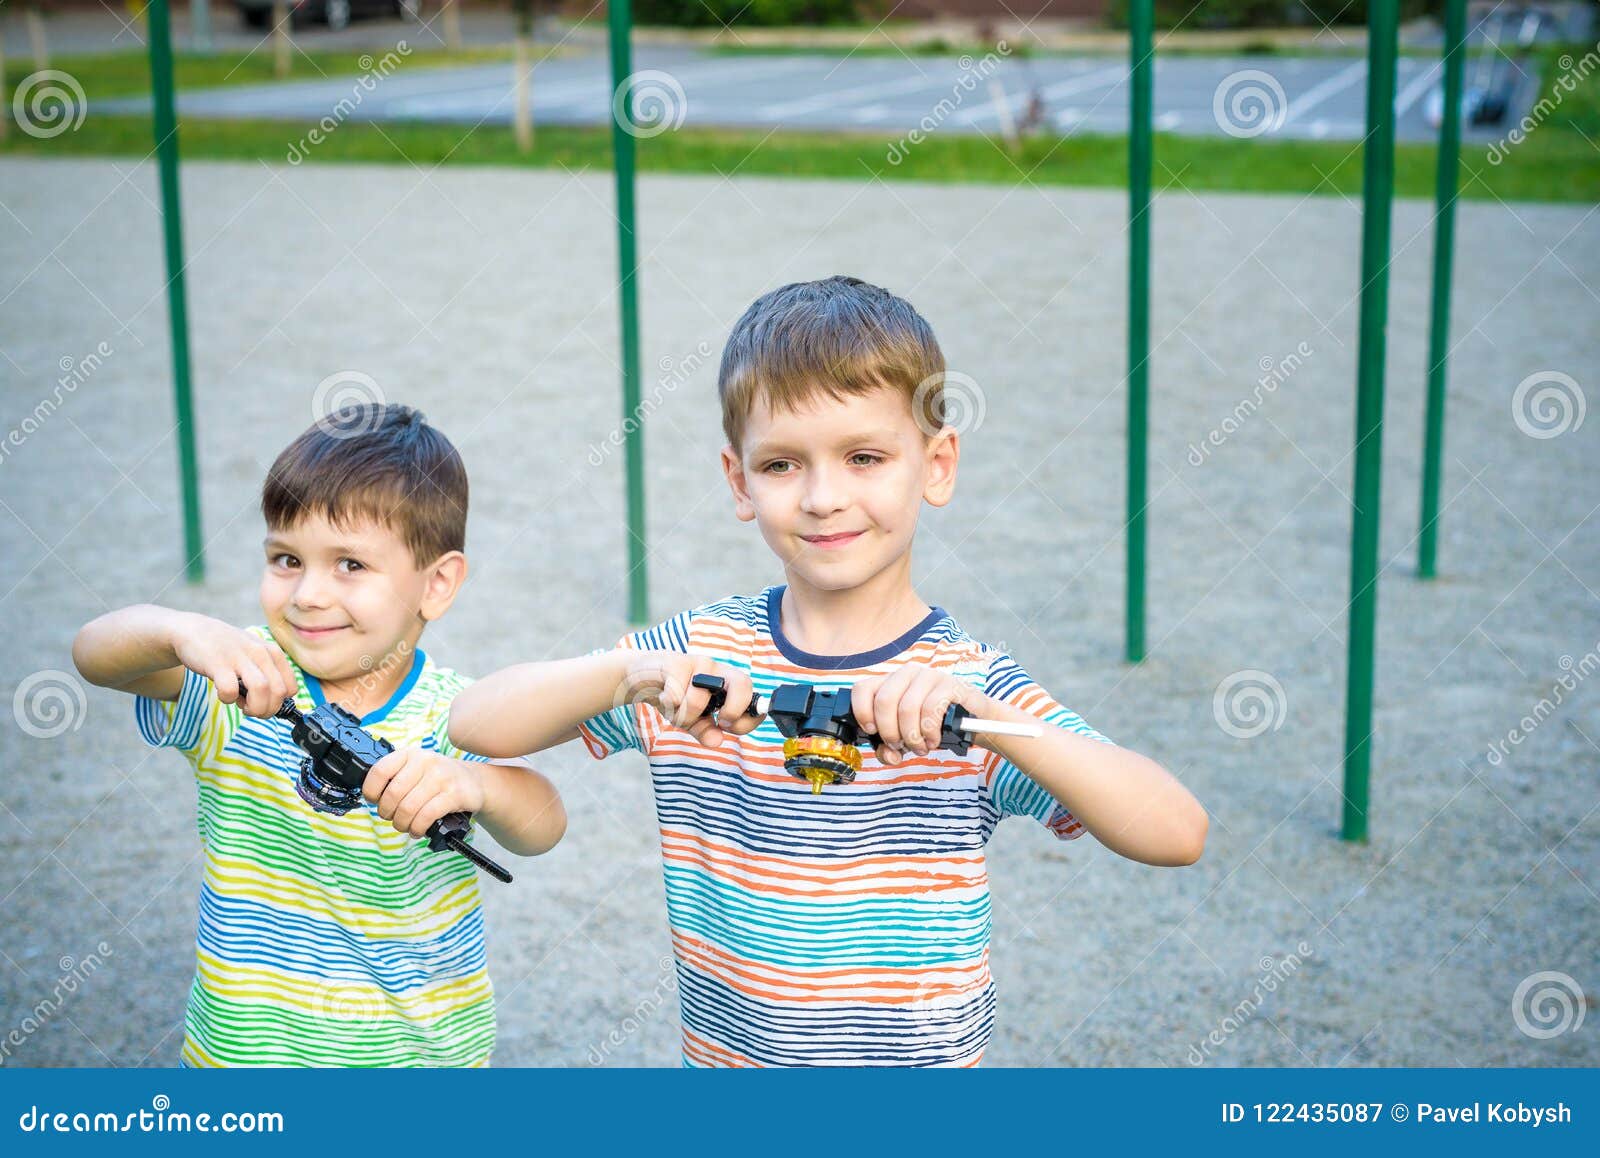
[337,558,365,573]
[849,453,884,467]
[762,460,794,475]
[270,553,300,569]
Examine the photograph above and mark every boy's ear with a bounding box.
[720,445,757,522]
[418,551,468,622]
[922,427,960,508]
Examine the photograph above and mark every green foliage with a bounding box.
[631,0,861,28]
[1106,1,1440,31]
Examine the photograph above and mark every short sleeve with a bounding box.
[430,697,491,764]
[980,652,1113,841]
[134,667,239,760]
[575,610,693,760]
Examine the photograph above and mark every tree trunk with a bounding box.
[26,4,48,72]
[442,0,462,50]
[272,0,291,79]
[513,33,533,152]
[0,26,8,143]
[191,0,214,53]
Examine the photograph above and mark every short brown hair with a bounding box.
[261,403,467,565]
[718,276,945,451]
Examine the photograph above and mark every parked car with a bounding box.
[234,0,420,32]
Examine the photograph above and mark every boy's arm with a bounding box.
[448,652,634,757]
[970,696,1207,867]
[73,604,196,700]
[474,760,566,856]
[448,649,759,758]
[73,604,297,717]
[852,662,1207,868]
[363,747,566,857]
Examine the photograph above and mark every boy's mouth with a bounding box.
[289,622,349,640]
[800,530,864,549]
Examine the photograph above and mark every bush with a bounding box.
[631,0,862,27]
[1106,1,1440,30]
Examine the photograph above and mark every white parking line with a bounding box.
[1282,59,1368,126]
[1394,59,1443,117]
[1040,64,1131,102]
[658,57,818,93]
[388,57,817,120]
[952,63,1124,126]
[758,71,949,120]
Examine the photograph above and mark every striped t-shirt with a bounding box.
[134,626,495,1067]
[578,585,1112,1067]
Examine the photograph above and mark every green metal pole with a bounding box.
[607,0,649,625]
[1418,0,1465,580]
[1125,0,1152,665]
[1341,0,1400,843]
[148,0,205,582]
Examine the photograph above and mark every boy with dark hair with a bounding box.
[73,403,565,1067]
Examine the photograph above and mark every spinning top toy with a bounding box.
[691,673,1043,794]
[247,686,513,883]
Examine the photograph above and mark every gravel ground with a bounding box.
[1,155,1595,1068]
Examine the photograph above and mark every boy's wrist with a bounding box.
[615,648,679,712]
[155,606,205,653]
[128,604,205,676]
[453,755,492,817]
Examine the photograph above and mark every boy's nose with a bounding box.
[799,468,849,516]
[293,573,335,609]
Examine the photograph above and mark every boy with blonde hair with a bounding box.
[451,277,1205,1067]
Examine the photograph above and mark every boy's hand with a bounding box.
[851,663,993,765]
[363,749,485,840]
[617,651,761,749]
[170,616,298,720]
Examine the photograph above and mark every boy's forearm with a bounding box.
[449,650,633,758]
[474,761,566,856]
[73,604,192,690]
[974,695,1208,867]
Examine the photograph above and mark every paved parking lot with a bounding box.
[97,45,1513,142]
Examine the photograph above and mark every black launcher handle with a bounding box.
[245,685,513,884]
[690,674,976,756]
